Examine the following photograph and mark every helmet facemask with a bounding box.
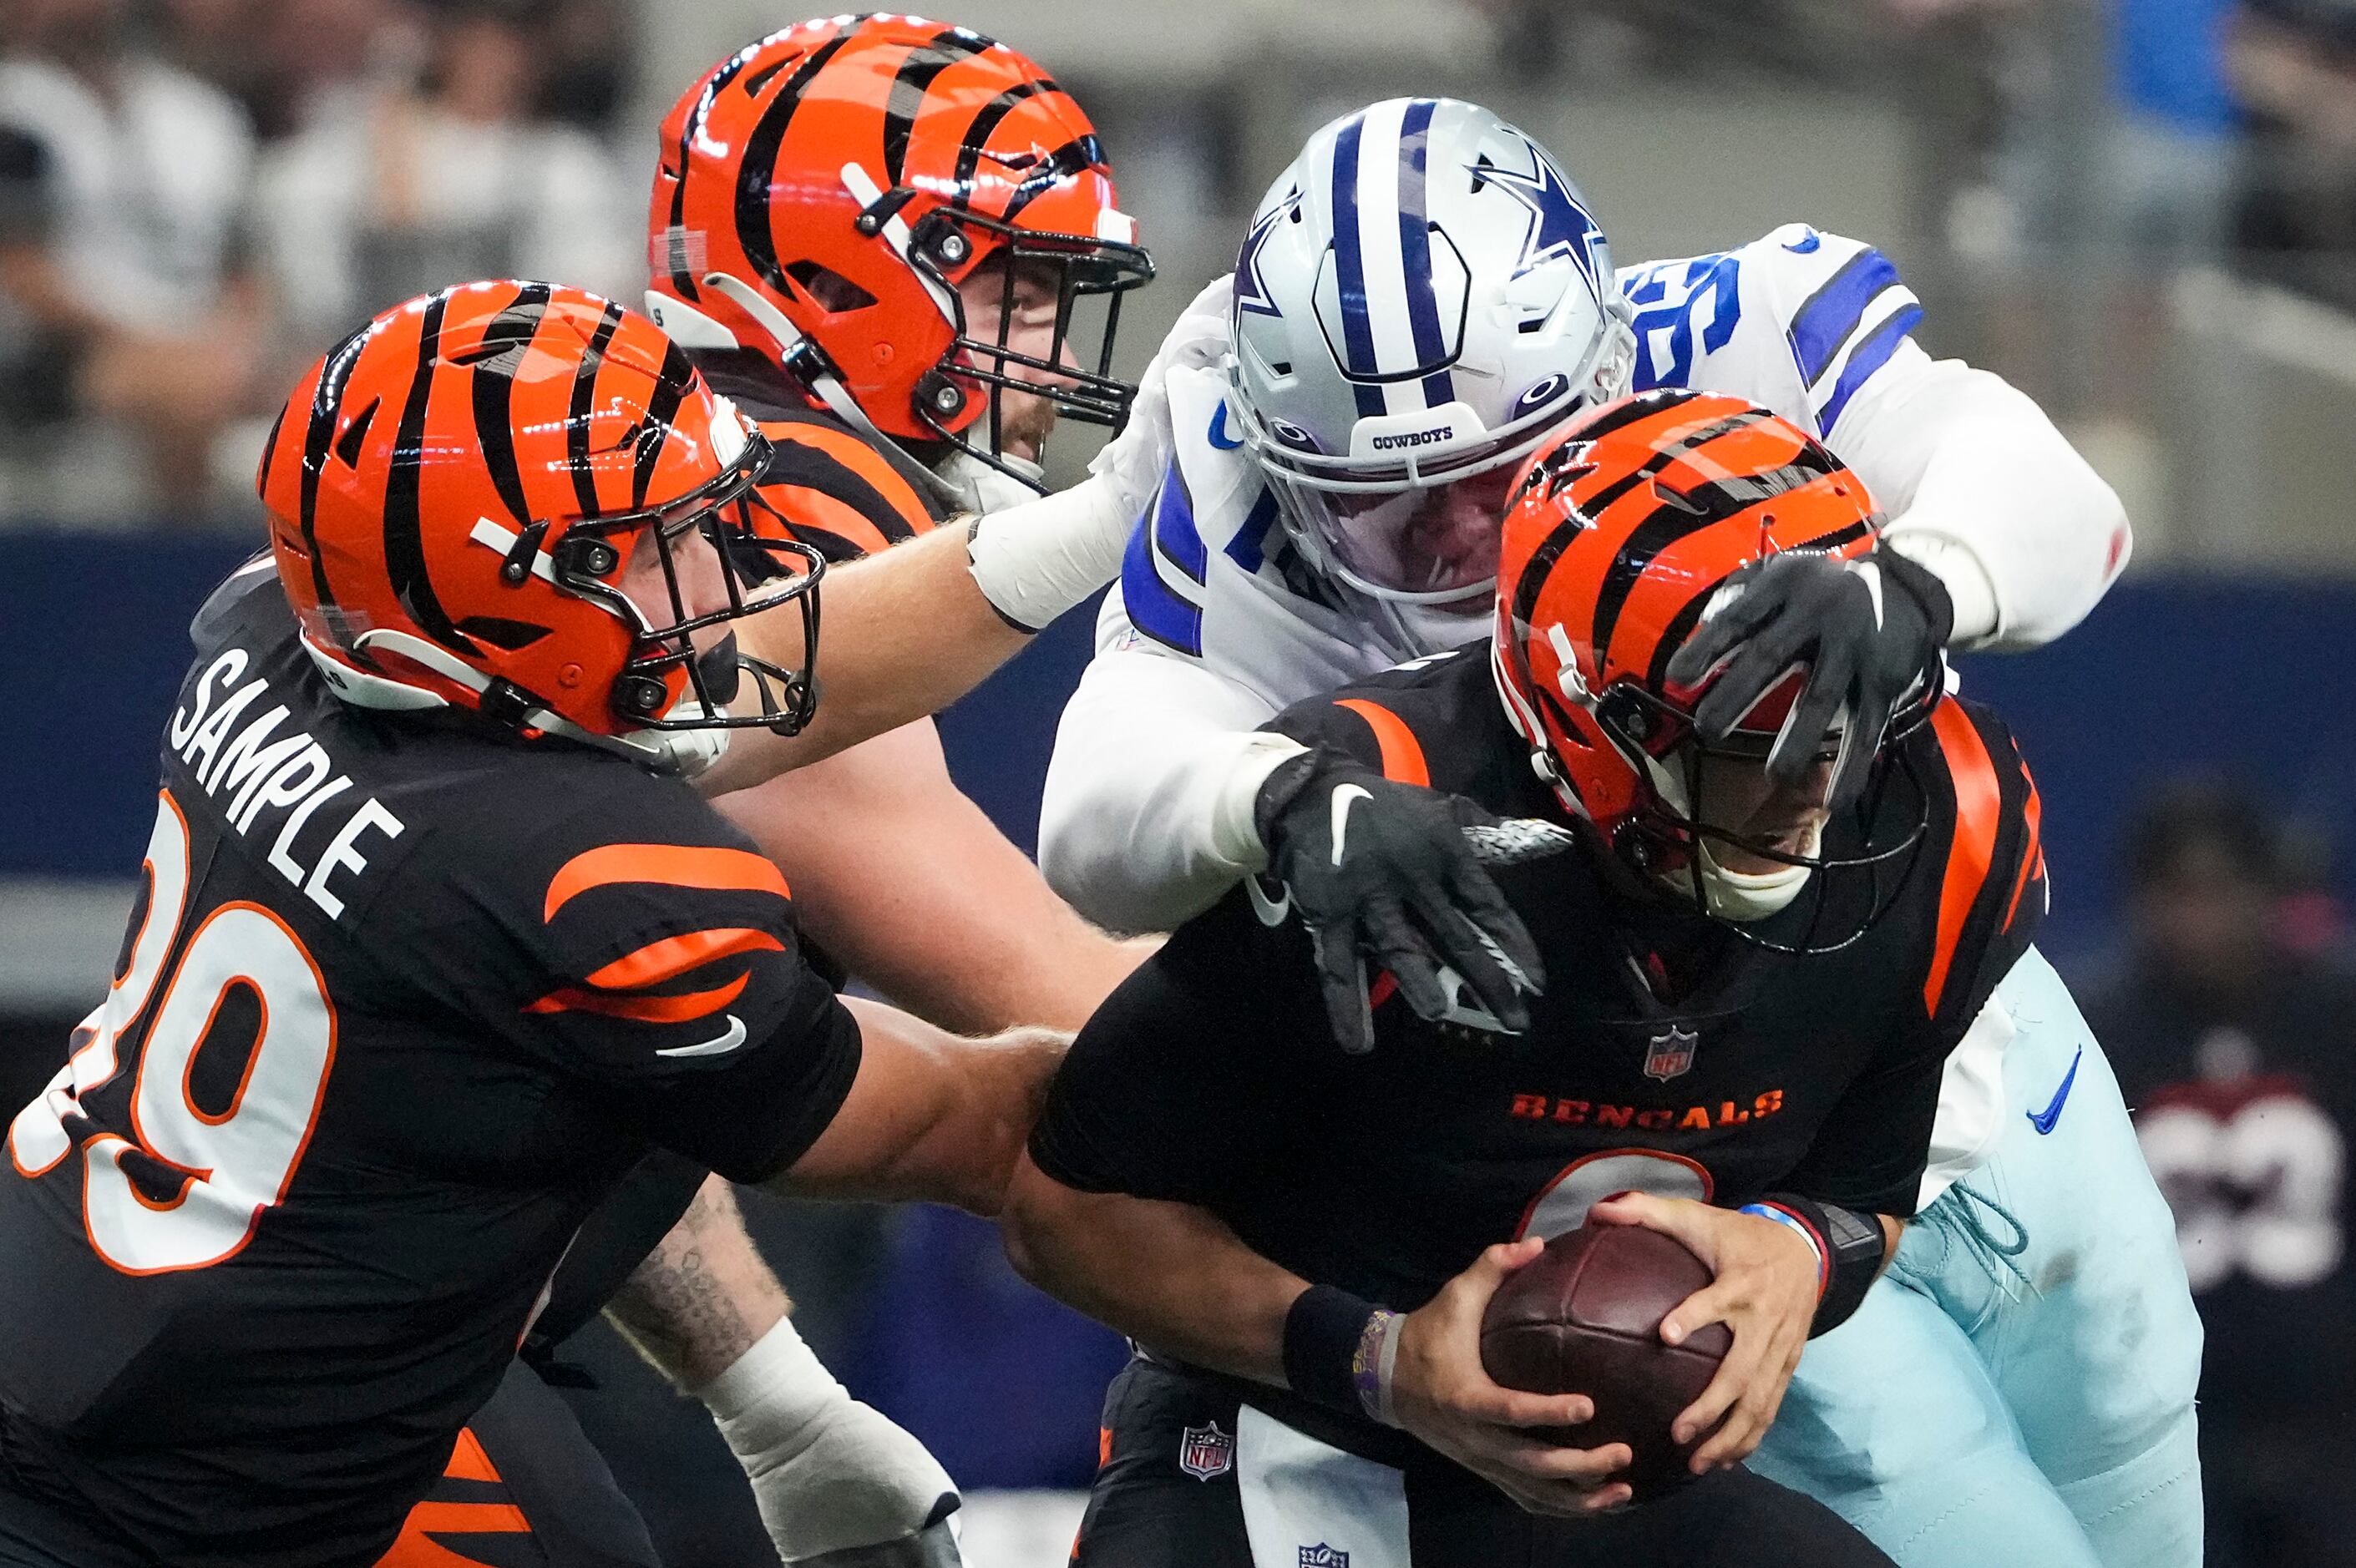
[1587,677,1936,955]
[549,426,826,740]
[900,205,1155,489]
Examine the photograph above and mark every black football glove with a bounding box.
[1664,544,1953,809]
[1254,750,1547,1054]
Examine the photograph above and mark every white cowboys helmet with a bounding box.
[1229,97,1635,616]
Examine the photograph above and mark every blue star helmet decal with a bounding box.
[1482,139,1609,294]
[1234,185,1298,319]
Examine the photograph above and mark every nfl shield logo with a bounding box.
[1643,1024,1698,1082]
[1178,1420,1233,1481]
[1300,1548,1349,1568]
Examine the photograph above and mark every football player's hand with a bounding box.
[1588,1192,1818,1473]
[1388,1240,1634,1515]
[1090,273,1232,521]
[1254,749,1544,1054]
[1664,544,1952,808]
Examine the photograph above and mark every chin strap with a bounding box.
[310,630,727,778]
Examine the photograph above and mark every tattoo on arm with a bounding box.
[604,1177,792,1391]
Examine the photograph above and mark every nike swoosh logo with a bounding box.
[2026,1045,2083,1135]
[658,1014,747,1059]
[1244,874,1292,927]
[1330,784,1372,867]
[1208,402,1244,450]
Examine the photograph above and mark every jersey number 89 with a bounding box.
[7,790,337,1274]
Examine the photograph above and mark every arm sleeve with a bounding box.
[1837,346,2131,651]
[1739,225,2129,650]
[1036,616,1304,933]
[1029,894,1306,1205]
[403,786,864,1183]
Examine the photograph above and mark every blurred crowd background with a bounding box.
[4,0,2355,1564]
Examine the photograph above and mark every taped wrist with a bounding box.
[1284,1283,1401,1424]
[1745,1195,1886,1337]
[964,473,1132,633]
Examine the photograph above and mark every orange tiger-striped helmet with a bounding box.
[256,281,824,773]
[1492,388,1931,949]
[645,15,1153,483]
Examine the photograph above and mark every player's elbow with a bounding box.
[940,1026,1071,1219]
[997,1151,1069,1288]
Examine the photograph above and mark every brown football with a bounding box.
[1478,1222,1731,1498]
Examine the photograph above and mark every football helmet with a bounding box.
[1491,388,1934,950]
[1228,97,1634,609]
[257,281,824,774]
[644,15,1154,493]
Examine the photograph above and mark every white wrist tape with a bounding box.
[702,1318,960,1564]
[965,473,1132,634]
[1210,734,1311,873]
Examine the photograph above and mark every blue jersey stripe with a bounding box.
[1394,98,1454,411]
[1327,114,1385,418]
[1815,302,1922,433]
[1152,460,1208,584]
[1226,486,1281,574]
[1788,249,1902,386]
[1119,511,1203,655]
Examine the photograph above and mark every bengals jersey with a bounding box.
[698,367,946,563]
[1029,645,2044,1463]
[0,563,861,1568]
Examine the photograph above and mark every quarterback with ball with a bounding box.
[1038,98,2199,1568]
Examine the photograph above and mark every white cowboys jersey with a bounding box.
[1102,223,1926,706]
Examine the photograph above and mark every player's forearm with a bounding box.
[604,1176,791,1391]
[1850,359,2130,651]
[777,999,1067,1216]
[715,721,1148,1034]
[706,525,1031,792]
[1001,1155,1307,1388]
[1037,645,1299,933]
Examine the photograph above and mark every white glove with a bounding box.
[1090,272,1234,524]
[966,274,1236,633]
[702,1318,962,1565]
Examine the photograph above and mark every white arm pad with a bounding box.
[702,1317,958,1564]
[1038,639,1301,933]
[1828,342,2131,651]
[964,473,1132,634]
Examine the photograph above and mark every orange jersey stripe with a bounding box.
[525,971,750,1024]
[583,928,785,992]
[1924,701,2003,1017]
[545,844,788,922]
[442,1427,502,1484]
[1334,699,1431,787]
[372,1503,533,1566]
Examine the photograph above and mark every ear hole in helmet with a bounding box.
[333,397,378,467]
[784,260,879,313]
[455,615,553,651]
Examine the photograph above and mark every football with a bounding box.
[1478,1223,1732,1497]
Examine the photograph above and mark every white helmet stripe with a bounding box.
[1350,99,1421,398]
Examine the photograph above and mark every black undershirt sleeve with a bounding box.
[1774,1030,1946,1220]
[1029,892,1308,1207]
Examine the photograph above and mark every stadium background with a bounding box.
[4,0,2354,1563]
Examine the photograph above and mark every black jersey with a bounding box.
[0,564,861,1568]
[1030,645,2044,1446]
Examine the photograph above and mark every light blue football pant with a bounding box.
[1750,947,2205,1568]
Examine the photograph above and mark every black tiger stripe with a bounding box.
[256,402,286,498]
[631,337,700,509]
[1588,502,1726,669]
[382,288,477,654]
[759,437,923,552]
[734,28,861,294]
[566,299,625,519]
[468,281,552,527]
[950,80,1049,197]
[1573,389,1691,445]
[998,135,1102,226]
[296,321,374,633]
[883,28,993,188]
[1506,515,1578,659]
[662,48,763,301]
